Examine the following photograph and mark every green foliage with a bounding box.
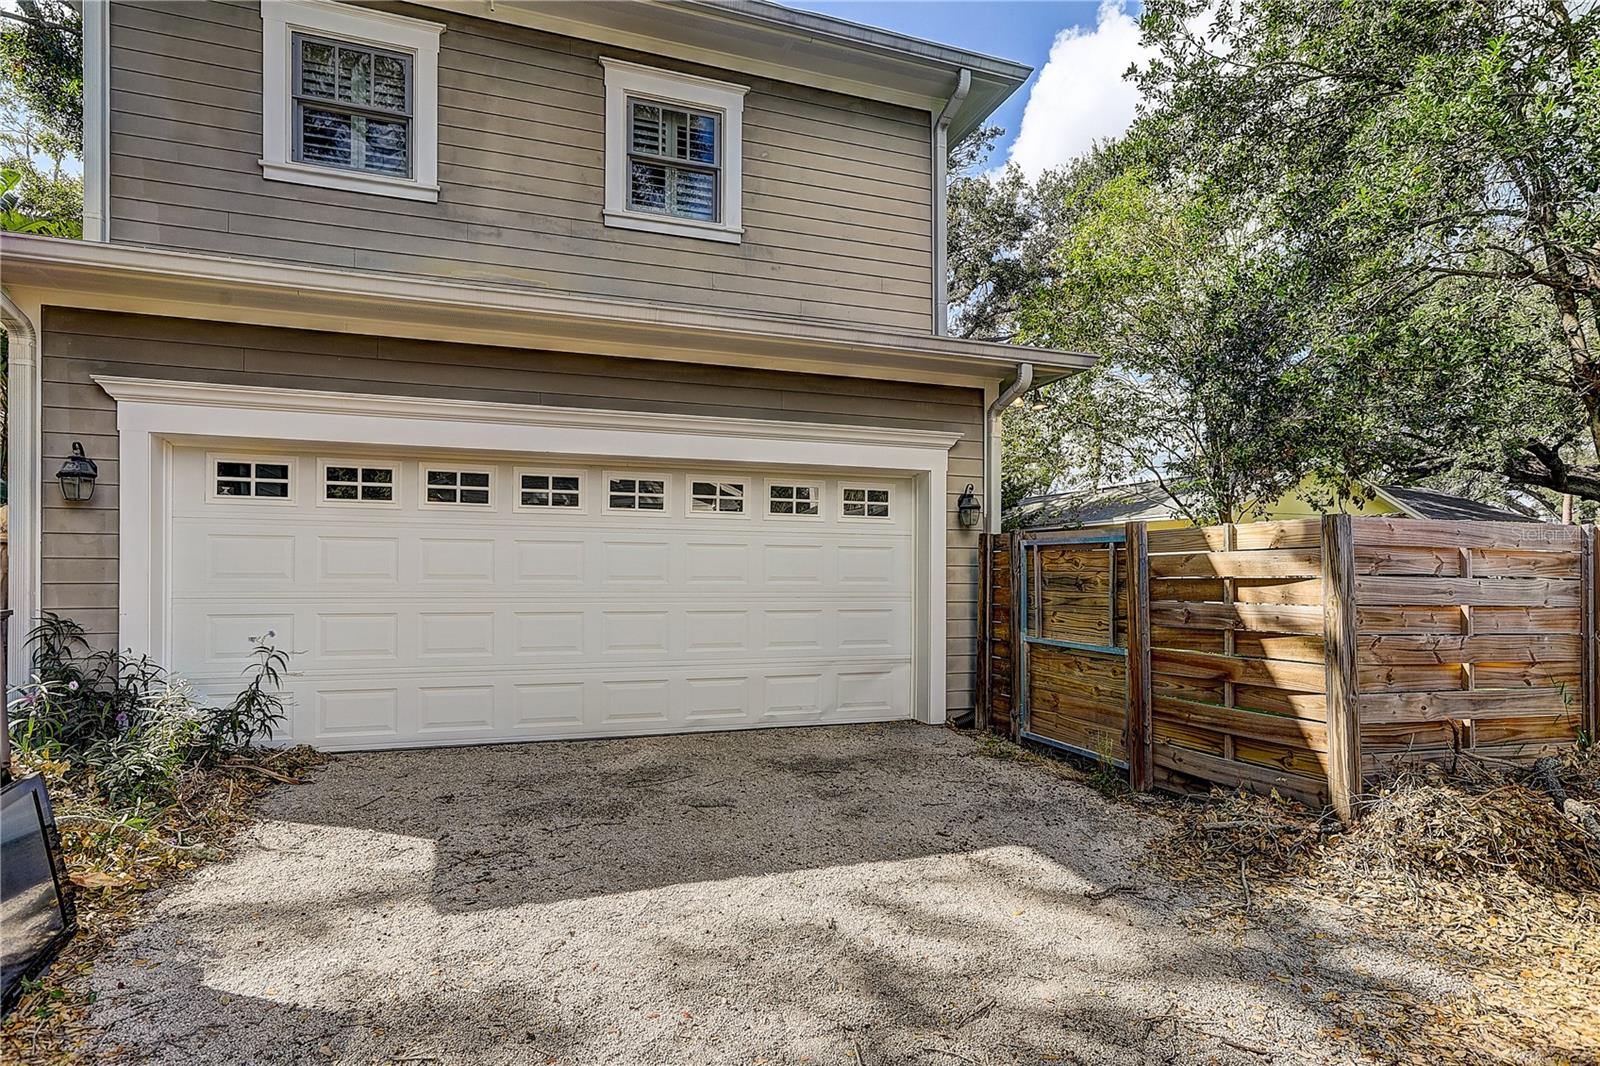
[1000,146,1328,523]
[0,0,82,150]
[8,614,291,804]
[966,0,1600,513]
[0,162,80,237]
[1134,0,1600,500]
[0,0,83,238]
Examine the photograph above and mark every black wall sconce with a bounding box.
[55,442,98,503]
[957,482,982,529]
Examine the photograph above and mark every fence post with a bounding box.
[1123,521,1153,790]
[1009,532,1025,741]
[976,532,992,733]
[1583,525,1598,743]
[1320,514,1363,822]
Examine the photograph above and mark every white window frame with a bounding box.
[514,467,587,514]
[261,0,443,202]
[418,463,495,509]
[207,453,297,504]
[603,471,671,515]
[840,482,893,522]
[686,476,750,518]
[601,58,746,244]
[763,479,825,521]
[318,457,401,509]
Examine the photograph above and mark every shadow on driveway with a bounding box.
[83,723,1468,1065]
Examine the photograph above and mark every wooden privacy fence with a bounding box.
[978,515,1598,820]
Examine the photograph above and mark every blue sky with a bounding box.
[788,1,1149,174]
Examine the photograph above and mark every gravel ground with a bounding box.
[84,723,1462,1065]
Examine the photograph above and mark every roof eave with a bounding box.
[1,234,1093,389]
[407,0,1030,136]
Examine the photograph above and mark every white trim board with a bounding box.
[98,376,952,726]
[2,290,41,688]
[81,0,110,241]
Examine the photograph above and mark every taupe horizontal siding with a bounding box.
[108,1,935,333]
[40,309,983,713]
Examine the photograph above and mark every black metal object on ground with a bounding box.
[1,774,77,1015]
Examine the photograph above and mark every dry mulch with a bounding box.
[1151,747,1600,1066]
[1,747,327,1065]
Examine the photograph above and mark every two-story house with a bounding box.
[1,0,1089,749]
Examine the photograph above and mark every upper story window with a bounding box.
[294,35,411,178]
[261,1,443,202]
[601,59,747,244]
[628,101,719,222]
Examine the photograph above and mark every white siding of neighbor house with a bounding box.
[106,0,937,333]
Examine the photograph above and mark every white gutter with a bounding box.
[930,68,971,336]
[984,361,1033,533]
[2,289,41,689]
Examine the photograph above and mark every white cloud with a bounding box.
[1003,0,1149,178]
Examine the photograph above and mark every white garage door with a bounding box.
[166,446,915,749]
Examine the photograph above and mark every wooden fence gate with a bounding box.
[982,524,1152,790]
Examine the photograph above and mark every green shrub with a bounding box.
[7,613,290,803]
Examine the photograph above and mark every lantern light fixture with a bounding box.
[56,442,98,503]
[957,482,982,529]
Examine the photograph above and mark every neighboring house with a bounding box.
[1,0,1090,748]
[1007,479,1549,530]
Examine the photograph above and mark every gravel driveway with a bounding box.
[85,723,1459,1065]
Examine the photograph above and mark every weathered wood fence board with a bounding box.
[979,516,1599,818]
[1350,518,1589,770]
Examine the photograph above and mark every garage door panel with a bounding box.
[318,612,401,661]
[168,450,916,749]
[319,537,402,583]
[514,610,586,655]
[513,539,586,584]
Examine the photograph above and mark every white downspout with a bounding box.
[984,362,1033,533]
[2,290,41,689]
[931,68,970,336]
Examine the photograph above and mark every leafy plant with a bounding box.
[209,635,290,752]
[0,165,81,237]
[7,613,292,803]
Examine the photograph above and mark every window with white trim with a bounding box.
[841,485,891,519]
[690,479,745,514]
[767,482,821,517]
[423,467,492,506]
[607,475,667,512]
[518,471,583,510]
[261,1,443,201]
[214,458,293,500]
[322,462,396,503]
[601,59,746,243]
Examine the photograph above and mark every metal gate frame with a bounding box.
[1014,528,1130,769]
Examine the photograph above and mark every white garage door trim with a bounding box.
[97,376,958,725]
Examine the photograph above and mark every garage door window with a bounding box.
[213,457,293,500]
[322,462,396,504]
[841,485,891,520]
[767,482,821,518]
[423,467,492,507]
[607,475,667,512]
[518,470,583,510]
[690,479,745,514]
